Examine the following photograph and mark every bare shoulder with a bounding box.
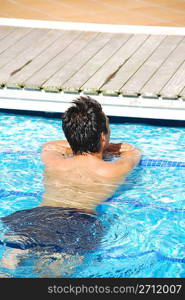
[41,140,72,168]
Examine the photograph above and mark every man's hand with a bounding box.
[103,142,136,156]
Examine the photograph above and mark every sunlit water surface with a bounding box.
[0,112,185,278]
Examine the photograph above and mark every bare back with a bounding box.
[42,155,123,213]
[41,140,141,213]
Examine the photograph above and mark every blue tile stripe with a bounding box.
[0,189,184,214]
[140,159,185,168]
[105,198,185,213]
[0,189,42,198]
[97,248,185,264]
[0,150,185,168]
[0,151,39,155]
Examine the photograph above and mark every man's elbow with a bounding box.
[126,147,142,169]
[136,147,142,157]
[41,143,48,154]
[133,147,142,166]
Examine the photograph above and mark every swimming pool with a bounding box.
[0,110,185,278]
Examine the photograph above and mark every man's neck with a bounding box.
[75,151,103,160]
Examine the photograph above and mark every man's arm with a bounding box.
[103,142,135,156]
[41,140,73,166]
[103,142,142,178]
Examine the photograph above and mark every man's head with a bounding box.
[62,96,110,154]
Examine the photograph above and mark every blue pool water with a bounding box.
[0,111,185,278]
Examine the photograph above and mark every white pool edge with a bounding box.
[0,88,185,120]
[0,18,185,35]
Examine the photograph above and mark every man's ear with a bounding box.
[100,132,107,143]
[101,133,109,151]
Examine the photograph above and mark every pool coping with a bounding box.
[0,18,185,35]
[0,18,185,121]
[0,88,185,120]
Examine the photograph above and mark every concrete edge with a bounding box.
[0,18,185,35]
[0,88,185,120]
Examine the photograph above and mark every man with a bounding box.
[41,95,141,213]
[1,96,141,273]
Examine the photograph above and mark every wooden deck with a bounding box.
[0,25,185,101]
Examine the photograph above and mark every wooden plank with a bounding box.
[121,35,183,96]
[0,29,50,78]
[6,29,67,88]
[77,34,132,94]
[6,30,80,88]
[23,31,97,90]
[59,33,135,94]
[0,27,32,57]
[140,37,185,98]
[101,34,165,95]
[42,32,118,92]
[0,26,16,41]
[0,28,52,85]
[160,60,185,98]
[181,86,185,99]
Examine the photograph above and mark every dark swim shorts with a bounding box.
[0,206,104,255]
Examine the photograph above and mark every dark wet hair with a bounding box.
[62,96,108,154]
